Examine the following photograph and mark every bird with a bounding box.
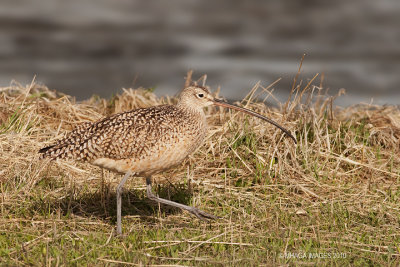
[39,84,296,235]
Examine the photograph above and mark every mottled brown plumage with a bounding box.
[39,85,296,235]
[40,105,206,175]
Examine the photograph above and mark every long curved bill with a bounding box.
[213,99,297,144]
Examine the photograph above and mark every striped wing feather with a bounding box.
[39,105,188,162]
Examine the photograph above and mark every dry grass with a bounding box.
[1,76,400,266]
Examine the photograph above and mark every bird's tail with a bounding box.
[38,145,56,154]
[38,144,66,160]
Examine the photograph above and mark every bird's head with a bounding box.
[178,85,215,108]
[178,85,297,143]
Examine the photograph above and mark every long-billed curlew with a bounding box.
[39,85,296,234]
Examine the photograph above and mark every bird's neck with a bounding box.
[176,101,205,117]
[175,103,207,130]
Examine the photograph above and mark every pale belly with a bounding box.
[91,133,205,176]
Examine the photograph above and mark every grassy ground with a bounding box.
[1,77,400,266]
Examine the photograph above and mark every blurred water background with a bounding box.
[0,0,399,106]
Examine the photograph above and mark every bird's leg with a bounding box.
[116,171,132,235]
[145,176,218,220]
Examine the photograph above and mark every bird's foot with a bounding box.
[188,206,220,221]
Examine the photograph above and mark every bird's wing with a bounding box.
[39,105,182,161]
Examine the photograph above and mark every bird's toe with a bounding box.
[190,207,219,221]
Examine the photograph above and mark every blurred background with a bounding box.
[0,0,399,106]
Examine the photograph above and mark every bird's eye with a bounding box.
[197,93,204,98]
